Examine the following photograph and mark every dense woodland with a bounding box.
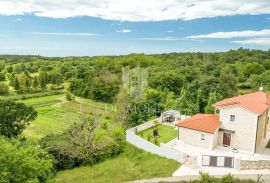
[0,48,269,182]
[1,48,270,123]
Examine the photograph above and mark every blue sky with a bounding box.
[0,1,270,56]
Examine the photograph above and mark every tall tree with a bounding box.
[33,76,39,89]
[39,71,47,90]
[14,76,20,91]
[218,69,238,99]
[176,87,197,115]
[25,77,31,90]
[205,92,218,114]
[0,100,37,137]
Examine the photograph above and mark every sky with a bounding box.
[0,0,270,56]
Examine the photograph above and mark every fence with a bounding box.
[128,120,157,133]
[126,129,182,162]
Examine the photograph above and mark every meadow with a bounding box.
[19,93,180,182]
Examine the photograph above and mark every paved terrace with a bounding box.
[168,138,270,161]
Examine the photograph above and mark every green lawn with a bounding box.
[137,124,178,145]
[18,94,65,107]
[55,144,180,183]
[22,94,114,140]
[22,105,78,140]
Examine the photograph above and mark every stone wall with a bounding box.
[240,160,270,170]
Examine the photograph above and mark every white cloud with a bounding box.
[138,37,184,41]
[29,32,100,36]
[0,0,269,21]
[167,30,174,33]
[116,29,132,33]
[232,38,270,46]
[186,29,270,39]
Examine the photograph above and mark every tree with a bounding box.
[0,60,5,71]
[243,62,264,77]
[176,87,198,115]
[39,71,48,90]
[40,115,125,170]
[33,75,39,89]
[0,72,5,81]
[263,59,270,70]
[25,77,31,90]
[205,92,218,114]
[0,136,54,183]
[91,74,120,103]
[14,76,20,91]
[0,83,9,95]
[0,100,37,137]
[218,70,238,99]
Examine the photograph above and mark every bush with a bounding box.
[66,92,75,101]
[0,83,9,95]
[0,136,54,183]
[51,85,64,90]
[40,117,125,170]
[0,72,5,81]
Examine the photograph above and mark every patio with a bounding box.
[167,138,270,162]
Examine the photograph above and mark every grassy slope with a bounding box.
[55,144,180,183]
[138,124,178,145]
[21,94,115,140]
[20,93,180,182]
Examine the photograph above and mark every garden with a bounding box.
[137,124,178,145]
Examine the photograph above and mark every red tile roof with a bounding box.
[213,92,270,115]
[176,114,220,134]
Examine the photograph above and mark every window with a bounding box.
[201,133,206,141]
[230,115,236,122]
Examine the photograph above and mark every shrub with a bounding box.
[0,83,9,95]
[66,92,75,101]
[0,136,54,183]
[0,72,5,81]
[51,85,64,90]
[40,116,125,170]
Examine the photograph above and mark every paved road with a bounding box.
[130,174,270,183]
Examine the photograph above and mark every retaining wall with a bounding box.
[240,159,270,170]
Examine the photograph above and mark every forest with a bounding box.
[0,48,269,182]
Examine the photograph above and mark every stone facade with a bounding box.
[179,127,218,150]
[219,106,258,153]
[240,160,270,170]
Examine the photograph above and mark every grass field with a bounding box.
[21,94,115,140]
[20,93,180,182]
[18,94,65,107]
[55,144,180,183]
[137,124,178,145]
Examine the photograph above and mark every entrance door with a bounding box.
[223,132,231,147]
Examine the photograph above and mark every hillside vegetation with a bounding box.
[0,49,269,182]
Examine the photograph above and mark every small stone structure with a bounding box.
[240,160,270,170]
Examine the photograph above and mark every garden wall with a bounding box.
[240,159,270,170]
[128,120,157,133]
[126,129,189,163]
